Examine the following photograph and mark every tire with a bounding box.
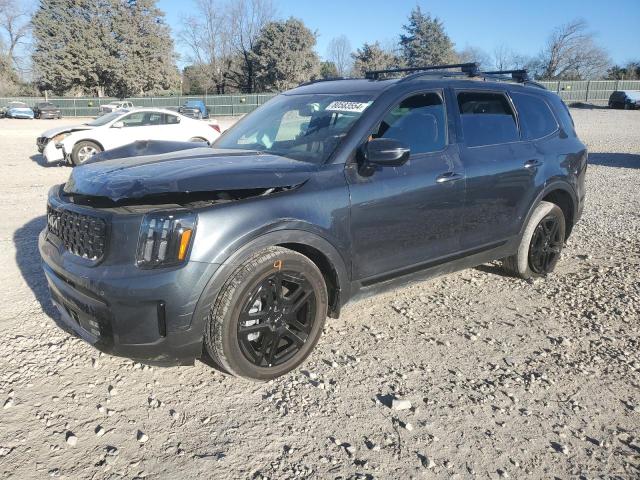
[204,246,328,381]
[71,140,102,165]
[502,201,566,279]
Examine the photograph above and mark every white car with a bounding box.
[99,100,135,114]
[38,108,221,165]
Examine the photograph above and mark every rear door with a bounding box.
[456,89,541,250]
[346,90,465,281]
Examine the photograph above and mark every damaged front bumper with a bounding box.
[42,140,65,163]
[38,190,221,366]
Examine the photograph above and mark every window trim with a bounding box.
[455,88,522,148]
[510,91,560,141]
[357,88,449,159]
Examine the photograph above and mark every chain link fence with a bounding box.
[0,93,277,117]
[2,81,640,117]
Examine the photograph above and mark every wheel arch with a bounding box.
[190,229,350,345]
[522,182,577,240]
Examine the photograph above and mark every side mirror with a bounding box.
[363,138,410,166]
[112,121,124,128]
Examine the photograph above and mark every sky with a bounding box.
[158,0,640,67]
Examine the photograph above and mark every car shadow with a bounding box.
[569,103,610,110]
[30,153,66,168]
[474,263,513,278]
[588,152,640,169]
[14,215,58,319]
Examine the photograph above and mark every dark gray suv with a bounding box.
[39,64,587,380]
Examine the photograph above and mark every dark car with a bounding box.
[178,99,208,119]
[34,102,63,119]
[608,90,640,109]
[39,63,587,380]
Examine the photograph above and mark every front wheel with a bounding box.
[502,201,566,279]
[204,246,328,381]
[71,140,102,165]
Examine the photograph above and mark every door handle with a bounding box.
[436,172,463,183]
[524,159,543,169]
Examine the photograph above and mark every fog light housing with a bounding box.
[136,211,197,268]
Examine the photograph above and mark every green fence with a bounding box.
[2,81,640,117]
[0,93,277,117]
[539,80,640,105]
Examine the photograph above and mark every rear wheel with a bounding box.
[204,246,328,381]
[71,141,102,165]
[502,201,566,279]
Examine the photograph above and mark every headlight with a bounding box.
[53,132,70,143]
[136,211,197,268]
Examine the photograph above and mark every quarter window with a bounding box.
[373,92,446,154]
[511,92,558,140]
[457,91,519,147]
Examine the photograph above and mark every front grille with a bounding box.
[47,206,107,260]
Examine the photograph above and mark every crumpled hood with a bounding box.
[40,124,93,139]
[63,147,318,202]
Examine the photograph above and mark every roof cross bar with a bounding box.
[365,63,480,80]
[482,69,529,83]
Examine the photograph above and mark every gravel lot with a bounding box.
[0,108,638,479]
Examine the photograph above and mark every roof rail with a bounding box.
[365,63,480,80]
[482,69,529,83]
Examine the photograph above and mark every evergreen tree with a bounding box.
[251,18,319,92]
[351,42,399,76]
[320,61,338,79]
[32,0,178,96]
[400,6,456,67]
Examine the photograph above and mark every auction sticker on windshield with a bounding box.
[325,101,371,113]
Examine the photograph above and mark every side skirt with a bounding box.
[345,239,515,304]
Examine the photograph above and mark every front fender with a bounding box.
[187,228,351,336]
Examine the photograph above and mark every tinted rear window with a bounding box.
[511,92,558,140]
[457,92,519,147]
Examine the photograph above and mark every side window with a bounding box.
[165,114,180,125]
[373,92,446,154]
[120,112,146,127]
[146,113,164,125]
[511,92,558,140]
[457,91,519,147]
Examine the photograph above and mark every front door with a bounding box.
[346,91,465,281]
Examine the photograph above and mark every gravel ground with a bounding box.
[0,108,638,479]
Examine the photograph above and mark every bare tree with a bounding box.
[537,19,610,79]
[229,0,275,92]
[327,35,352,77]
[180,0,235,93]
[0,0,31,72]
[180,0,273,93]
[457,45,491,69]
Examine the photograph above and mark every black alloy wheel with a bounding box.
[528,214,563,274]
[237,271,316,368]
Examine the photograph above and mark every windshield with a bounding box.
[214,93,374,164]
[85,111,124,126]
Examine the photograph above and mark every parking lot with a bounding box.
[0,109,638,479]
